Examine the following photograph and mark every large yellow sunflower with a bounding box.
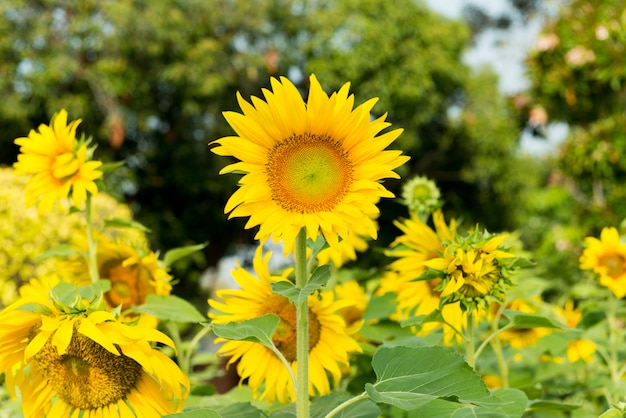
[208,246,361,404]
[211,75,409,254]
[13,109,103,214]
[0,294,189,417]
[579,226,626,298]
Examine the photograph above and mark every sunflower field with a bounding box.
[1,0,625,417]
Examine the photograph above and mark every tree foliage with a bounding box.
[0,0,534,291]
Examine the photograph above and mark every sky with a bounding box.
[423,0,570,155]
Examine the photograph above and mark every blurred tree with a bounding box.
[0,0,534,294]
[522,0,626,289]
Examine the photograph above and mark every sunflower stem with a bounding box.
[295,228,310,418]
[85,193,100,284]
[465,311,476,369]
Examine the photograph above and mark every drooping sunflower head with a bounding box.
[580,226,626,298]
[211,75,409,254]
[0,289,189,417]
[208,246,361,404]
[422,229,519,313]
[13,109,103,214]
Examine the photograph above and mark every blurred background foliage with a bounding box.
[0,0,624,304]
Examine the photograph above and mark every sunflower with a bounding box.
[0,293,189,417]
[423,231,516,312]
[56,235,172,324]
[208,246,361,404]
[580,226,626,298]
[13,109,103,214]
[211,75,409,254]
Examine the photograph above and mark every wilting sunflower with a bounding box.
[0,292,189,417]
[13,109,103,214]
[211,75,409,254]
[208,246,361,404]
[580,226,626,298]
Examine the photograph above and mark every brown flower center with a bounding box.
[32,322,143,410]
[101,261,153,310]
[601,254,626,278]
[266,133,353,214]
[260,293,322,362]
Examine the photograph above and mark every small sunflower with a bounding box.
[208,246,361,404]
[13,109,103,214]
[333,280,368,336]
[0,291,189,417]
[580,226,626,298]
[211,75,409,254]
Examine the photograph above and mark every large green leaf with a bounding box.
[413,388,528,417]
[133,294,206,323]
[365,345,526,416]
[211,314,280,349]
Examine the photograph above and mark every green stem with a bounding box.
[182,325,213,377]
[295,228,310,418]
[324,392,369,418]
[85,193,100,284]
[465,311,476,369]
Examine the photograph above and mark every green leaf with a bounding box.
[400,309,445,328]
[33,244,79,261]
[502,310,570,330]
[415,268,445,282]
[363,345,526,416]
[104,217,152,233]
[51,280,111,306]
[163,243,208,268]
[414,388,528,417]
[367,345,490,410]
[98,160,126,172]
[363,292,397,321]
[271,264,331,305]
[164,409,222,418]
[600,410,624,418]
[308,235,329,259]
[526,399,583,412]
[211,314,280,349]
[133,294,206,323]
